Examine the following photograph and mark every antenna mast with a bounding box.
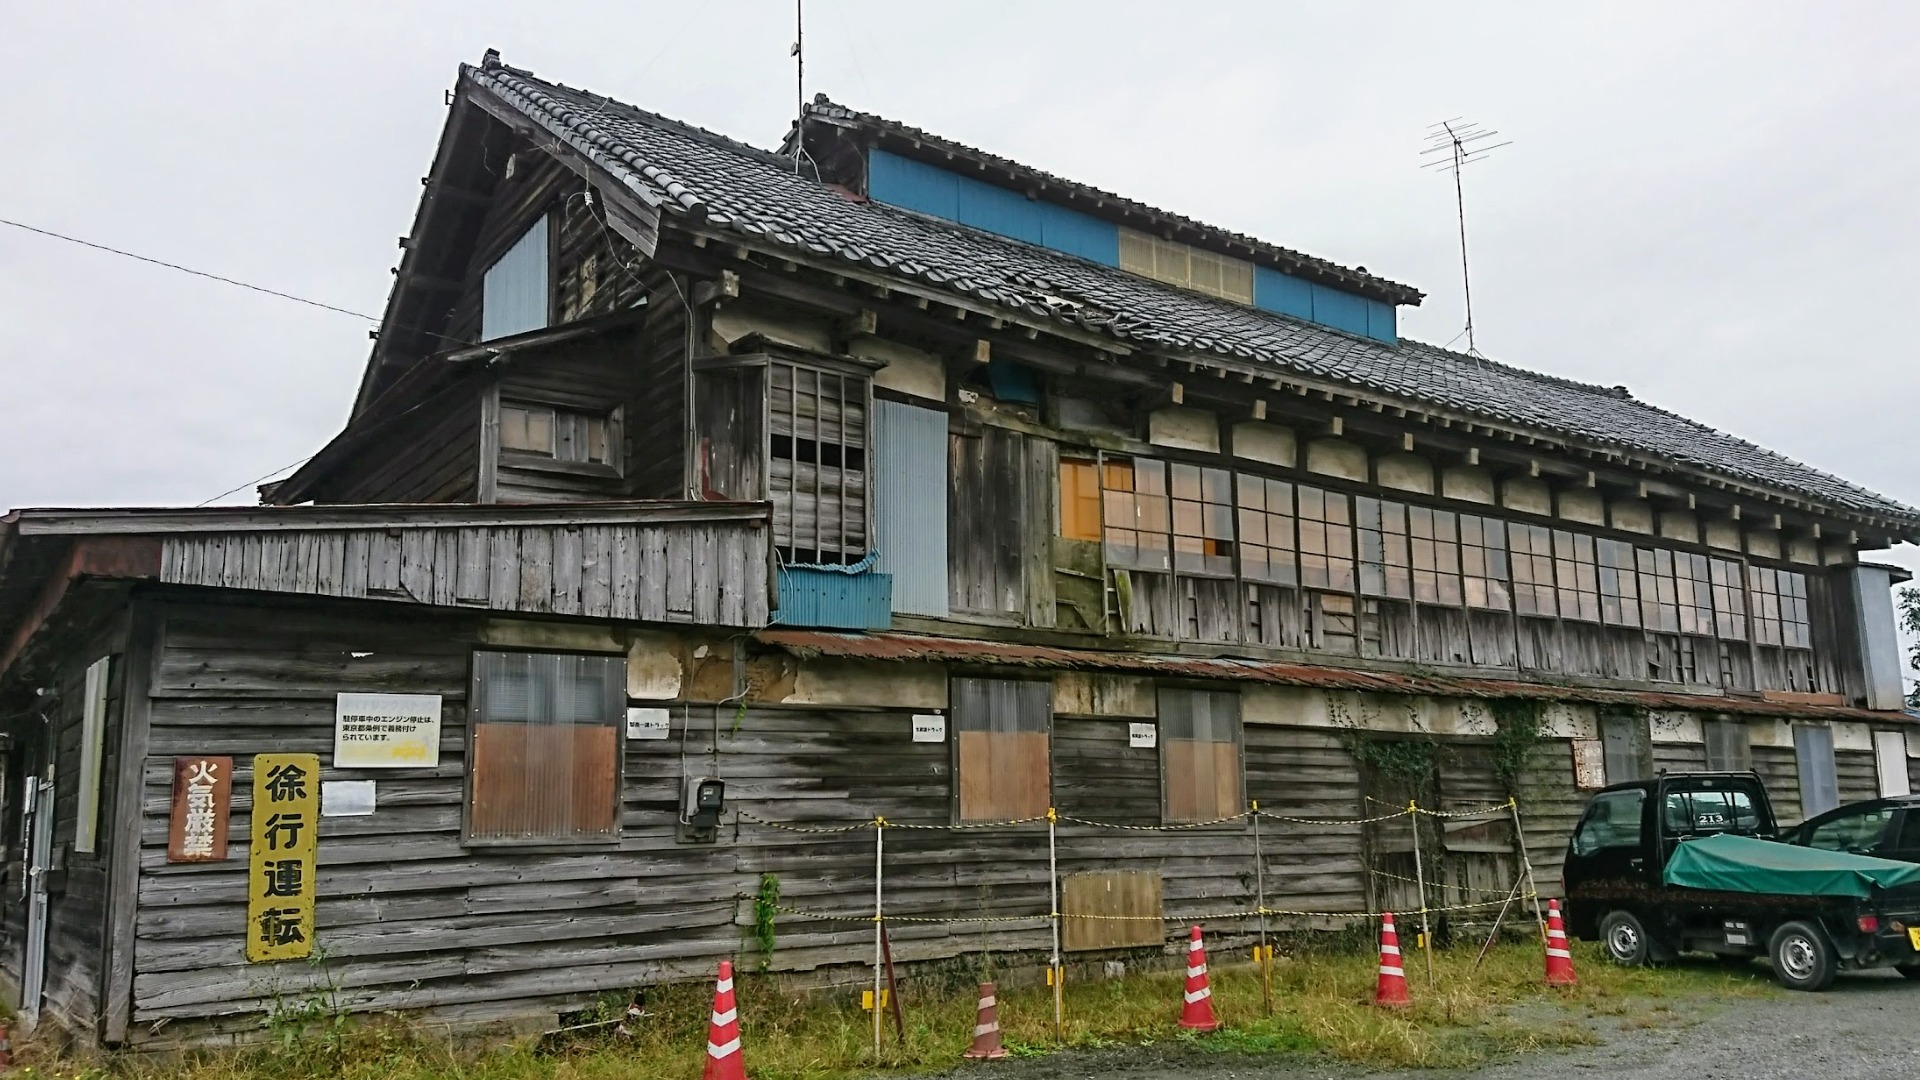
[1421,118,1509,355]
[791,0,805,174]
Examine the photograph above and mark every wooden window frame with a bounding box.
[1357,497,1412,600]
[1459,514,1511,611]
[1157,687,1245,825]
[1058,457,1103,543]
[1597,538,1641,627]
[951,677,1052,824]
[498,399,624,477]
[1552,530,1601,623]
[1101,456,1171,571]
[1296,484,1355,593]
[1509,522,1557,617]
[1408,505,1463,606]
[1236,474,1297,586]
[766,357,873,565]
[463,649,627,848]
[1673,552,1714,637]
[1709,558,1748,640]
[1704,718,1753,772]
[1169,462,1235,577]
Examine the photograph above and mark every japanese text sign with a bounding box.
[167,756,232,864]
[246,753,319,963]
[333,693,443,768]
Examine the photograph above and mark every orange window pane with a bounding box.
[1059,459,1102,542]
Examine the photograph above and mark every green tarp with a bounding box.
[1663,833,1920,899]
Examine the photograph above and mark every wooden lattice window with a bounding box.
[1297,486,1354,592]
[1102,457,1171,571]
[1408,506,1462,606]
[500,402,618,468]
[1459,515,1511,610]
[1508,523,1557,617]
[769,360,869,564]
[1751,567,1811,649]
[1598,539,1641,627]
[953,678,1051,823]
[1357,498,1412,599]
[1170,463,1234,577]
[1710,558,1748,640]
[467,652,626,845]
[1553,530,1601,623]
[1674,552,1715,637]
[1636,548,1680,632]
[1159,688,1243,824]
[1704,718,1752,772]
[1237,474,1297,585]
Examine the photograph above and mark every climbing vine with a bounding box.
[1488,698,1543,801]
[753,873,781,970]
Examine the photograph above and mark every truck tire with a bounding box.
[1897,963,1920,981]
[1768,920,1837,991]
[1599,910,1660,967]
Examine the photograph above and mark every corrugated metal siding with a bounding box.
[775,567,893,629]
[481,216,551,341]
[872,400,949,617]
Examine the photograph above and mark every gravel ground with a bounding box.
[927,968,1920,1080]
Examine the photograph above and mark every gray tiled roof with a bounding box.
[467,59,1919,525]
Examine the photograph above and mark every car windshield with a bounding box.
[1663,788,1760,836]
[1803,807,1895,853]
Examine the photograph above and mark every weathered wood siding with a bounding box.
[1517,740,1585,899]
[157,515,769,629]
[319,382,484,506]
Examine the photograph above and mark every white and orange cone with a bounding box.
[1544,899,1577,987]
[962,980,1008,1060]
[1178,925,1220,1031]
[702,960,747,1080]
[1372,913,1411,1008]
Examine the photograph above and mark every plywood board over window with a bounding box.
[1062,871,1165,950]
[952,677,1050,822]
[468,651,627,844]
[1159,688,1243,823]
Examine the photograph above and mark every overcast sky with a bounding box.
[5,3,1918,583]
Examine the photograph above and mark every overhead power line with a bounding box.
[1,216,380,322]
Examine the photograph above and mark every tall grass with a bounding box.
[34,941,1775,1080]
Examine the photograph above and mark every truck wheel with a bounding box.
[1768,920,1837,991]
[1599,910,1658,967]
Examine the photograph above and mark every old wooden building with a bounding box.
[3,50,1918,1045]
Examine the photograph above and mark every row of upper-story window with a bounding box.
[1060,455,1814,649]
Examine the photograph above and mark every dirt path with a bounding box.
[926,970,1919,1080]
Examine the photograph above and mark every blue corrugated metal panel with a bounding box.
[1253,265,1315,320]
[775,567,893,629]
[1366,299,1397,344]
[958,180,1044,245]
[481,216,551,341]
[872,400,949,616]
[1309,284,1371,338]
[868,148,960,220]
[1037,203,1120,265]
[869,149,1120,267]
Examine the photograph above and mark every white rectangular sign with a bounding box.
[334,693,442,768]
[912,714,947,743]
[627,707,672,741]
[1128,722,1158,749]
[1572,739,1607,790]
[322,780,377,817]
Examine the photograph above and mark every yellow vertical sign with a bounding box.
[246,753,319,963]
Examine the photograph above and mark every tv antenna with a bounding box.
[1421,118,1510,355]
[789,0,810,175]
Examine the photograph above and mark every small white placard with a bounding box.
[322,780,376,817]
[912,714,946,743]
[627,707,671,740]
[1129,723,1158,749]
[1572,739,1607,790]
[334,693,442,768]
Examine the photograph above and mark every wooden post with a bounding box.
[880,926,906,1043]
[1048,807,1063,1042]
[1408,800,1436,989]
[1508,798,1548,937]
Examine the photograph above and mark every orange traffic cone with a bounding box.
[962,980,1008,1060]
[1178,925,1220,1031]
[1544,899,1577,987]
[702,960,747,1080]
[1372,913,1411,1008]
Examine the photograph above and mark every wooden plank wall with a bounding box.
[320,382,484,506]
[1517,740,1585,899]
[631,268,696,500]
[157,520,769,629]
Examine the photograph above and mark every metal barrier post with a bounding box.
[1408,800,1436,989]
[873,817,885,1058]
[1048,807,1063,1042]
[1253,800,1272,1016]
